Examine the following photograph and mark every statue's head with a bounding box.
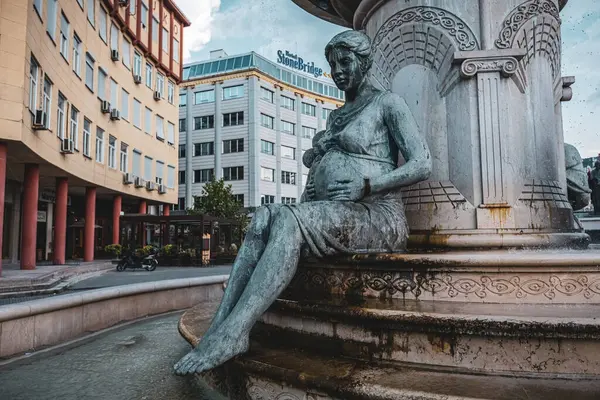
[325,30,373,92]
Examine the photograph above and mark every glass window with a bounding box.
[223,85,244,100]
[59,13,70,59]
[98,68,107,100]
[121,89,129,120]
[173,38,180,62]
[34,0,43,15]
[43,76,52,126]
[260,87,274,103]
[83,118,91,157]
[133,99,141,128]
[281,96,295,110]
[194,115,214,130]
[233,194,244,206]
[144,156,153,181]
[223,166,244,181]
[167,122,175,144]
[155,161,164,185]
[96,128,104,163]
[178,169,185,183]
[108,136,117,169]
[179,118,186,132]
[281,171,297,185]
[122,38,131,69]
[85,53,94,91]
[156,115,164,139]
[72,34,82,76]
[194,142,214,156]
[133,52,142,77]
[110,79,118,109]
[194,169,214,183]
[57,93,66,139]
[141,1,149,29]
[281,145,295,160]
[282,197,297,204]
[87,0,95,26]
[29,57,39,112]
[132,150,141,176]
[223,139,244,154]
[178,145,186,158]
[156,73,164,96]
[70,105,79,149]
[302,126,316,140]
[110,23,119,52]
[47,0,58,40]
[223,112,244,127]
[261,195,275,205]
[129,0,136,15]
[120,143,128,173]
[260,140,274,155]
[179,93,187,107]
[260,114,274,129]
[322,108,332,121]
[162,27,169,54]
[144,107,151,134]
[281,120,295,135]
[99,7,108,43]
[302,102,316,117]
[194,90,214,104]
[167,165,175,188]
[167,81,175,104]
[145,63,153,88]
[152,16,159,42]
[261,167,275,182]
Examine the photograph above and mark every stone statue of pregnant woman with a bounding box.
[174,30,432,375]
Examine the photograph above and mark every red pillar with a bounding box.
[21,164,40,270]
[0,143,7,276]
[112,195,122,244]
[139,200,147,247]
[84,187,96,262]
[53,177,68,265]
[162,204,170,246]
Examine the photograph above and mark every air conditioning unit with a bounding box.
[153,91,161,101]
[118,0,129,7]
[158,184,167,194]
[123,173,134,184]
[110,109,120,120]
[133,74,142,84]
[146,181,156,191]
[111,49,120,62]
[134,176,144,188]
[32,110,47,130]
[60,138,74,154]
[101,100,111,114]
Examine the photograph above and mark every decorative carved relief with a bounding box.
[495,0,560,49]
[247,379,325,400]
[401,181,471,211]
[460,57,519,78]
[518,179,570,209]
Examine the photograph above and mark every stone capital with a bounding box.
[454,49,526,79]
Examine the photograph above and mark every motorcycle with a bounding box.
[116,249,158,272]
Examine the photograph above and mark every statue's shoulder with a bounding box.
[377,90,410,113]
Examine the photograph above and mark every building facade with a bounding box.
[0,0,189,272]
[178,50,344,210]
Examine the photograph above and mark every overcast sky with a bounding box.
[175,0,600,158]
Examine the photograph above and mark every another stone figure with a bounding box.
[590,160,600,214]
[564,143,591,211]
[174,30,432,375]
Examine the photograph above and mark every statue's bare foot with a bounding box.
[174,328,249,375]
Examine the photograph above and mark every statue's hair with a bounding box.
[325,30,373,73]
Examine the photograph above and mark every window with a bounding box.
[261,140,274,155]
[76,0,83,8]
[72,34,82,76]
[194,90,215,104]
[194,115,214,130]
[144,156,153,181]
[144,107,151,134]
[108,136,117,169]
[167,81,175,104]
[261,167,275,182]
[133,52,142,77]
[132,150,141,176]
[156,161,164,185]
[194,142,214,156]
[194,169,214,183]
[173,38,180,62]
[70,105,79,149]
[83,118,91,157]
[223,166,244,181]
[133,99,141,128]
[167,122,175,145]
[260,114,274,129]
[121,89,129,120]
[175,197,185,210]
[179,118,186,132]
[87,0,95,26]
[99,7,108,43]
[178,170,186,184]
[282,197,297,204]
[156,73,164,97]
[145,63,153,88]
[167,165,175,188]
[120,143,128,173]
[302,126,316,140]
[29,57,39,112]
[233,194,244,206]
[34,0,43,15]
[179,93,187,107]
[156,115,164,139]
[43,77,52,126]
[178,145,186,158]
[85,53,94,91]
[281,120,296,135]
[162,27,169,54]
[323,108,332,121]
[302,173,308,186]
[122,38,131,68]
[57,93,67,139]
[110,23,119,52]
[96,128,105,163]
[260,87,274,103]
[302,102,316,117]
[129,0,136,15]
[261,195,275,205]
[59,13,70,60]
[141,1,149,29]
[223,112,244,127]
[152,16,159,42]
[281,96,295,110]
[223,85,244,100]
[281,145,296,160]
[47,0,58,40]
[98,68,108,100]
[110,79,118,109]
[223,139,244,154]
[281,171,297,185]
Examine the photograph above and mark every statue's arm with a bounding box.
[371,93,432,194]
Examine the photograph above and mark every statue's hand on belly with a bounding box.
[327,178,366,202]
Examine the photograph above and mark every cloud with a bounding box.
[175,0,221,61]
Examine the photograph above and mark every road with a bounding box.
[0,313,227,400]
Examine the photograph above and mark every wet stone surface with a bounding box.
[0,313,226,400]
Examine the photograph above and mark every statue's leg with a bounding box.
[175,206,302,375]
[202,206,274,337]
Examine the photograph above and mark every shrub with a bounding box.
[104,244,123,258]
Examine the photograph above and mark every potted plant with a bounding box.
[104,244,123,264]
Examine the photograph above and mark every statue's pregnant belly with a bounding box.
[312,150,393,201]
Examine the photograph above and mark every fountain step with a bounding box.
[255,298,600,376]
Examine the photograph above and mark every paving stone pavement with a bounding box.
[0,313,228,400]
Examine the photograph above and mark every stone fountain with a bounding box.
[179,0,600,398]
